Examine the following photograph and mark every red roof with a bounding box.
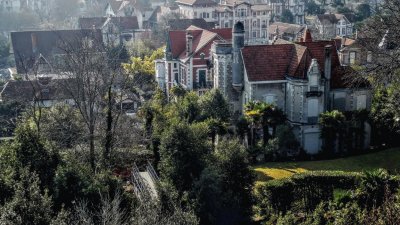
[168,26,232,60]
[242,40,348,88]
[297,40,348,88]
[242,44,294,81]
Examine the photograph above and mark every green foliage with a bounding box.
[159,121,209,194]
[255,171,360,218]
[0,35,10,68]
[305,0,324,15]
[370,88,400,146]
[0,101,24,137]
[198,89,230,122]
[356,3,371,21]
[244,101,286,147]
[0,169,53,225]
[40,104,85,149]
[53,163,92,210]
[123,46,164,76]
[280,9,294,23]
[13,120,59,189]
[355,169,398,208]
[337,6,353,14]
[319,110,346,156]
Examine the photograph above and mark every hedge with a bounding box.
[255,171,361,215]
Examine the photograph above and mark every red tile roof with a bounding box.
[168,26,232,60]
[241,44,294,81]
[242,40,348,88]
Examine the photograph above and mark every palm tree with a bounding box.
[245,101,286,147]
[244,101,263,147]
[319,110,346,156]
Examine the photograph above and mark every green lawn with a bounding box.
[253,148,400,184]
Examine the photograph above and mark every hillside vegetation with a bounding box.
[254,148,400,184]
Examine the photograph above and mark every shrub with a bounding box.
[255,171,360,217]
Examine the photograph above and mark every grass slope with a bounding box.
[254,148,400,183]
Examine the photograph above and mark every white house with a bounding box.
[314,13,355,39]
[210,23,371,154]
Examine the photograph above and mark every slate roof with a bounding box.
[78,17,107,29]
[0,78,75,103]
[269,22,305,36]
[242,39,348,88]
[11,29,103,74]
[168,26,232,60]
[79,16,139,30]
[168,18,211,30]
[316,13,355,25]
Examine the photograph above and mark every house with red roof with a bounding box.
[210,24,371,154]
[155,25,232,94]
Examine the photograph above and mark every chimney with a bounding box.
[324,45,332,111]
[31,33,38,54]
[324,45,332,80]
[186,31,193,57]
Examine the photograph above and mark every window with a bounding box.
[224,22,229,28]
[174,63,177,68]
[174,73,179,84]
[356,95,367,110]
[349,52,356,65]
[307,98,319,123]
[342,28,345,35]
[198,70,207,88]
[337,28,340,35]
[264,94,277,105]
[252,31,257,38]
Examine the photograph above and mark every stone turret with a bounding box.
[232,21,245,92]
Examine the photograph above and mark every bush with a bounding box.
[255,171,360,217]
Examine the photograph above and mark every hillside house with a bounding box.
[313,13,355,39]
[105,0,155,29]
[11,29,103,74]
[210,23,371,154]
[155,26,232,95]
[215,0,271,45]
[267,0,305,24]
[268,22,305,42]
[78,16,139,45]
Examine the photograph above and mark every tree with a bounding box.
[337,6,354,14]
[0,35,10,68]
[198,89,230,122]
[159,121,209,194]
[40,104,85,149]
[211,139,254,225]
[244,101,286,147]
[56,34,134,170]
[0,169,53,225]
[356,3,371,21]
[13,119,59,189]
[305,0,324,15]
[353,1,400,146]
[319,110,345,156]
[281,9,294,23]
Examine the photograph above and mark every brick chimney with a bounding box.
[186,31,193,57]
